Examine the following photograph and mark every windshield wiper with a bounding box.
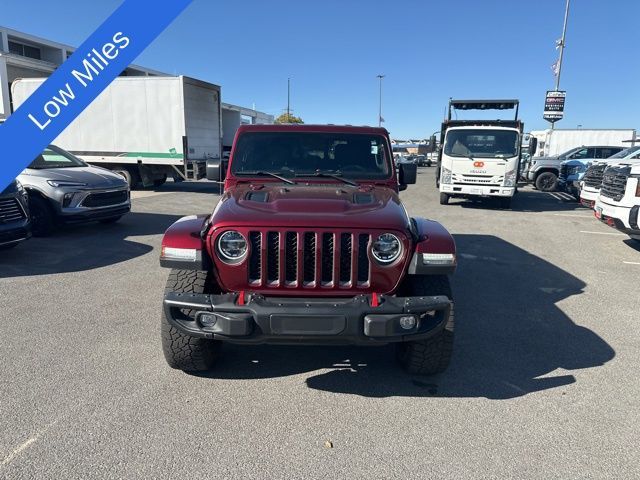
[295,170,358,186]
[235,171,296,185]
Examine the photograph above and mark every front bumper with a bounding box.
[595,201,640,239]
[163,292,452,345]
[59,204,130,223]
[580,187,599,208]
[558,179,580,197]
[440,184,514,197]
[0,221,31,247]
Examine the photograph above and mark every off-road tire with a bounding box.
[395,275,454,375]
[535,171,558,192]
[161,269,221,372]
[439,192,450,205]
[29,195,56,237]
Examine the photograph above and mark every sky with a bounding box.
[2,0,639,138]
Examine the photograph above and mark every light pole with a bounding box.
[552,0,570,130]
[377,74,385,127]
[286,77,291,118]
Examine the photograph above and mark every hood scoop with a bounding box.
[245,191,269,203]
[353,192,375,205]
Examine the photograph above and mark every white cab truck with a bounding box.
[11,76,222,187]
[437,99,522,209]
[580,146,640,209]
[594,160,640,242]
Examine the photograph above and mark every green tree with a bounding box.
[274,112,304,124]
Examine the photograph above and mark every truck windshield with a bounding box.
[608,146,640,159]
[28,145,87,169]
[444,129,519,158]
[231,132,391,179]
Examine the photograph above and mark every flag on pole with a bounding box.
[379,116,385,123]
[555,38,563,50]
[551,60,560,77]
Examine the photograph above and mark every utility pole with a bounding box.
[377,74,385,127]
[552,0,570,129]
[286,77,291,118]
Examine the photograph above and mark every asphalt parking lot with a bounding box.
[1,169,639,479]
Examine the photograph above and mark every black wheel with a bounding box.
[29,195,56,237]
[535,172,558,192]
[395,275,454,375]
[439,192,449,205]
[498,197,512,209]
[114,169,140,189]
[99,216,122,224]
[153,174,167,188]
[161,269,222,372]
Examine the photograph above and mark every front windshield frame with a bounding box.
[607,146,640,159]
[230,132,393,180]
[28,145,87,169]
[443,128,519,158]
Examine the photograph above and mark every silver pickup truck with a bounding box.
[525,146,623,192]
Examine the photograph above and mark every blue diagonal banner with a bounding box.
[0,0,193,191]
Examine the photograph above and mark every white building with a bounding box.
[0,25,273,127]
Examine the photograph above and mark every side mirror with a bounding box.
[528,137,537,156]
[206,158,226,182]
[398,162,417,187]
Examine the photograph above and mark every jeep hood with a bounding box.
[211,184,410,231]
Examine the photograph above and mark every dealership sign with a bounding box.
[543,90,566,122]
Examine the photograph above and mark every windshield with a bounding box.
[443,129,519,158]
[608,146,640,159]
[231,132,391,179]
[29,145,87,169]
[557,147,582,160]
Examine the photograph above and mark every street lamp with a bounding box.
[377,74,385,127]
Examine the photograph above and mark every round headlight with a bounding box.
[371,233,401,264]
[217,231,247,263]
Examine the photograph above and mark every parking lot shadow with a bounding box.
[453,187,587,213]
[197,234,614,399]
[0,211,182,278]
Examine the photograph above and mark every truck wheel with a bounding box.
[114,169,140,189]
[161,269,222,372]
[153,174,167,188]
[498,197,512,209]
[395,275,454,375]
[535,172,558,192]
[439,192,450,205]
[29,196,56,237]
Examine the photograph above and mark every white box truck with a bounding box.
[436,99,523,209]
[529,129,636,158]
[11,76,222,187]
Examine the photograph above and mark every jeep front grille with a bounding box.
[600,166,629,202]
[583,164,606,189]
[0,198,26,223]
[247,230,371,288]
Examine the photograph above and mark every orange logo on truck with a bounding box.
[473,161,485,168]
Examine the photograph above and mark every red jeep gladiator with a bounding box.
[159,124,456,375]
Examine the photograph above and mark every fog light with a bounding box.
[62,192,75,207]
[199,313,217,327]
[399,315,417,330]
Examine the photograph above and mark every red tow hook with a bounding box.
[237,290,246,306]
[371,292,380,307]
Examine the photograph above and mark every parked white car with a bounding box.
[580,146,640,209]
[594,161,640,242]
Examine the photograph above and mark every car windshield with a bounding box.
[557,147,583,160]
[443,129,519,158]
[28,145,86,169]
[608,146,640,159]
[231,132,391,179]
